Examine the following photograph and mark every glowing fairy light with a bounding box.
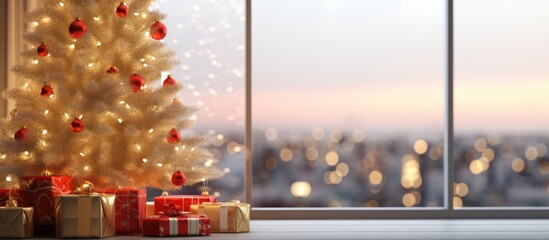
[156,163,163,167]
[69,44,75,50]
[143,63,148,67]
[174,147,180,151]
[117,118,123,123]
[0,154,6,159]
[32,59,39,64]
[24,151,29,156]
[80,152,85,157]
[148,129,154,133]
[135,144,142,151]
[30,22,39,28]
[58,2,64,7]
[78,114,83,119]
[84,166,90,171]
[64,113,70,119]
[119,100,125,105]
[125,104,130,109]
[134,12,140,16]
[42,129,48,135]
[41,17,51,23]
[96,41,102,46]
[5,175,12,181]
[93,16,101,21]
[87,63,94,68]
[142,158,148,163]
[23,83,29,88]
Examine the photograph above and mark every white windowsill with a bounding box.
[33,219,549,239]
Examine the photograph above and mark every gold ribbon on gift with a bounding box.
[190,200,250,233]
[74,181,96,195]
[55,181,115,238]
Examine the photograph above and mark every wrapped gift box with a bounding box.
[0,189,22,207]
[146,202,155,217]
[0,207,34,238]
[19,175,73,234]
[190,201,250,233]
[54,194,115,238]
[143,214,210,236]
[96,188,146,234]
[154,195,216,214]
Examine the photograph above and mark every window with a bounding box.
[252,0,446,208]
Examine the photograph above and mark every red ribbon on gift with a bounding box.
[159,203,185,217]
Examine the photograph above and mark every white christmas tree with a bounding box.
[0,0,222,189]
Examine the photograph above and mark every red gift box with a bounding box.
[143,214,210,236]
[19,175,73,232]
[0,189,22,207]
[154,195,216,214]
[96,188,146,234]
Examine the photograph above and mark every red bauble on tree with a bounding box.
[150,21,167,40]
[37,42,48,57]
[69,18,87,39]
[171,170,186,187]
[116,2,129,18]
[166,128,181,144]
[14,127,28,141]
[162,75,176,87]
[40,84,54,97]
[106,65,119,74]
[70,118,84,133]
[130,74,145,92]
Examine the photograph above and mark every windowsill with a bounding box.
[33,219,549,239]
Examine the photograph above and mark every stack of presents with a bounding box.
[0,175,250,238]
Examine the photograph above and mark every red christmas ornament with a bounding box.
[14,127,28,141]
[130,74,145,92]
[162,75,176,87]
[70,118,84,133]
[106,65,119,74]
[150,21,167,40]
[40,84,54,97]
[37,42,49,57]
[69,18,87,39]
[166,128,181,144]
[116,2,129,18]
[171,170,186,187]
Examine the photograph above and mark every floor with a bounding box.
[40,220,549,239]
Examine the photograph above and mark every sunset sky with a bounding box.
[159,0,549,134]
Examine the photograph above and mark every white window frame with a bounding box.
[4,0,549,219]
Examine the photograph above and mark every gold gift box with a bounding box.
[190,200,250,233]
[54,194,115,238]
[0,207,33,238]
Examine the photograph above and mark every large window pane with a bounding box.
[156,0,245,201]
[252,0,445,207]
[455,0,549,207]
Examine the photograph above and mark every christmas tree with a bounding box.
[0,0,222,189]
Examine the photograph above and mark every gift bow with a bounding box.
[74,181,96,195]
[159,203,186,217]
